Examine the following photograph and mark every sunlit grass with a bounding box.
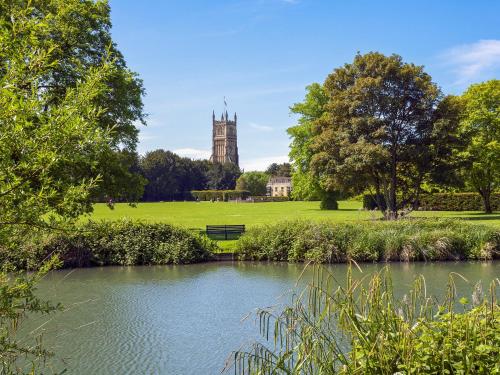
[88,201,500,228]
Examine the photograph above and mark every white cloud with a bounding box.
[241,155,289,171]
[249,122,274,132]
[441,39,500,84]
[173,148,211,160]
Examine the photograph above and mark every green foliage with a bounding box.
[191,190,250,201]
[457,80,500,213]
[1,221,216,269]
[419,192,500,211]
[364,193,500,211]
[265,163,292,178]
[0,257,62,373]
[0,0,146,203]
[206,162,242,190]
[236,172,269,196]
[320,191,339,210]
[140,150,208,201]
[249,196,290,202]
[288,83,328,201]
[0,3,116,246]
[309,53,451,218]
[229,267,500,374]
[236,220,499,262]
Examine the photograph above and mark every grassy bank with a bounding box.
[1,221,216,269]
[89,201,500,228]
[236,219,499,262]
[5,219,499,269]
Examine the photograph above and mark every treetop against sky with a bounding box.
[109,0,500,170]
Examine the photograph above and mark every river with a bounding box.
[24,261,499,374]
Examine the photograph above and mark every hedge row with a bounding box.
[0,221,216,269]
[418,193,500,211]
[363,193,500,211]
[191,190,250,201]
[250,196,290,202]
[236,219,499,263]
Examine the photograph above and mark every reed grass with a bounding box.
[236,219,499,262]
[228,266,500,374]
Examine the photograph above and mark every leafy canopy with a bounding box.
[457,80,500,213]
[311,52,442,218]
[0,0,146,202]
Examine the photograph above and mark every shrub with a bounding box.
[191,190,250,201]
[249,196,290,202]
[418,192,500,211]
[229,267,500,374]
[236,219,499,263]
[320,192,338,210]
[363,192,500,211]
[1,221,216,269]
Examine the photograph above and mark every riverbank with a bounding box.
[3,218,498,270]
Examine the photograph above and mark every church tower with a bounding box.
[210,110,239,166]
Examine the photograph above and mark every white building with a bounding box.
[266,177,292,197]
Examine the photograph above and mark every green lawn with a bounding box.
[88,201,500,228]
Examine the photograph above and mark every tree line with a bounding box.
[134,151,291,201]
[288,53,499,216]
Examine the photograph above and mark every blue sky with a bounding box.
[109,0,500,170]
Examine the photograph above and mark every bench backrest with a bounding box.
[206,225,245,233]
[206,225,245,239]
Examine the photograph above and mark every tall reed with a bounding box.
[227,266,499,374]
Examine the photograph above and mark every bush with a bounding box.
[191,190,250,201]
[236,219,499,263]
[418,192,500,211]
[320,192,339,210]
[363,192,500,211]
[230,267,500,374]
[249,196,290,202]
[0,221,216,269]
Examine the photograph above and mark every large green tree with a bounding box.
[311,52,443,218]
[236,171,268,195]
[0,3,116,369]
[266,163,292,177]
[457,80,500,213]
[288,83,328,201]
[0,0,146,202]
[207,162,241,190]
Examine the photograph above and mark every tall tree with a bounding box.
[207,162,241,190]
[288,83,328,201]
[0,0,146,202]
[0,4,115,368]
[236,171,269,195]
[266,163,292,177]
[311,52,441,218]
[140,150,182,201]
[457,80,499,213]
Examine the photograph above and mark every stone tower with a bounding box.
[210,110,239,166]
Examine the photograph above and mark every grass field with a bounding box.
[89,200,500,228]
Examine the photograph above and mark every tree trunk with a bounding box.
[479,189,492,214]
[388,150,398,220]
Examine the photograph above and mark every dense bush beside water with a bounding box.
[236,220,499,262]
[1,221,216,269]
[230,267,500,374]
[363,193,500,211]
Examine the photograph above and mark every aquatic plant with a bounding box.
[228,266,500,374]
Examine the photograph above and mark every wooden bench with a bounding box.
[206,225,245,240]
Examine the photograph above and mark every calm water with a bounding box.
[24,261,499,374]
